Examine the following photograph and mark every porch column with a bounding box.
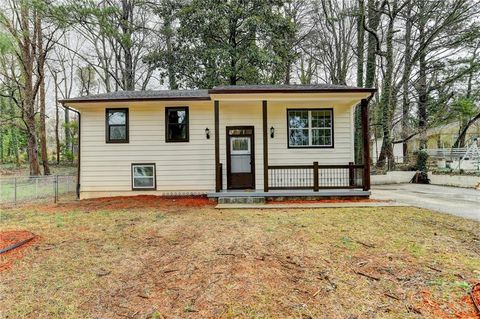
[263,100,269,192]
[214,100,221,192]
[361,98,371,191]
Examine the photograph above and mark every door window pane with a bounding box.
[231,155,251,173]
[231,137,250,152]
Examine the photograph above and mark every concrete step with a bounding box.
[216,201,409,209]
[217,197,266,204]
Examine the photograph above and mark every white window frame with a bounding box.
[131,163,156,190]
[287,109,334,148]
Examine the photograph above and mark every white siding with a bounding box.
[75,97,357,198]
[78,101,215,196]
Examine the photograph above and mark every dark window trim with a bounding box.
[165,106,189,143]
[286,108,334,149]
[131,163,157,191]
[106,108,129,143]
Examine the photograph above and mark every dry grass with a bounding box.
[1,196,479,319]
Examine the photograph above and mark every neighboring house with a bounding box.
[408,121,480,151]
[372,121,480,164]
[60,85,375,200]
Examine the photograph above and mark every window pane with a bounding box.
[108,110,126,125]
[232,137,249,151]
[168,109,187,124]
[288,111,308,129]
[312,129,332,146]
[229,129,253,135]
[312,110,332,128]
[289,129,309,146]
[134,166,154,177]
[133,177,154,188]
[168,124,187,140]
[167,108,188,141]
[231,155,251,173]
[109,126,126,140]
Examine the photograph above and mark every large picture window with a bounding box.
[287,109,333,148]
[165,107,189,142]
[106,108,129,143]
[131,163,156,190]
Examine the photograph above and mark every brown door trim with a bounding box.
[226,126,255,189]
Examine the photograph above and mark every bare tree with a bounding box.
[0,0,58,175]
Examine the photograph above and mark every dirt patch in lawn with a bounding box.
[22,195,215,214]
[0,230,37,272]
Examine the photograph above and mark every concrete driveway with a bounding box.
[371,183,480,221]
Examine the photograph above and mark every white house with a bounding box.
[60,85,375,200]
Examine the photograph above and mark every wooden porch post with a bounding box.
[262,100,269,192]
[361,98,371,191]
[214,100,221,192]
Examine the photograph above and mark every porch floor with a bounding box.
[207,189,370,198]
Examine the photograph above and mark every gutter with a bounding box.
[366,89,376,103]
[208,88,378,94]
[61,102,81,199]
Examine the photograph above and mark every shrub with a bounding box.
[415,149,429,172]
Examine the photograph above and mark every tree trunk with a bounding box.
[54,72,60,164]
[354,0,365,164]
[121,0,135,90]
[364,0,381,88]
[20,3,41,176]
[25,113,41,176]
[401,0,413,157]
[164,12,178,90]
[36,12,50,175]
[417,24,428,150]
[376,1,397,168]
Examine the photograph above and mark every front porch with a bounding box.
[211,88,373,197]
[207,188,370,200]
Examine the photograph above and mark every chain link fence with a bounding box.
[0,175,77,205]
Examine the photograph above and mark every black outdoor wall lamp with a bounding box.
[270,126,275,138]
[205,127,210,139]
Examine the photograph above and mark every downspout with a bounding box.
[61,103,81,199]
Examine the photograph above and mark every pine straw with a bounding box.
[0,197,479,318]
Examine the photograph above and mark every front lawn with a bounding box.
[1,196,479,318]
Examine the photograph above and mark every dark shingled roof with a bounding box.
[59,89,210,103]
[60,85,375,103]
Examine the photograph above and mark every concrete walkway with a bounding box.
[216,201,408,209]
[371,183,480,221]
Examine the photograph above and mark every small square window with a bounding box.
[106,108,129,143]
[131,164,156,190]
[165,107,189,142]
